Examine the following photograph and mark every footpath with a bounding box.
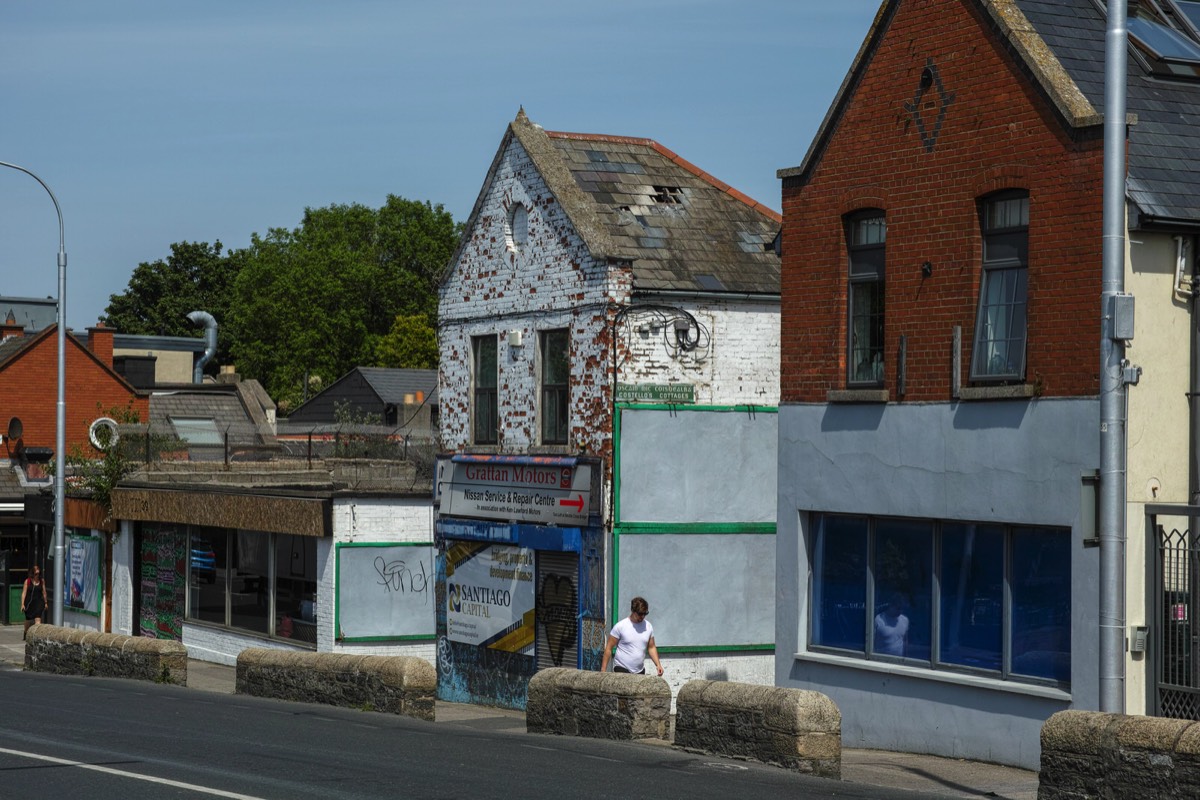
[0,622,1038,799]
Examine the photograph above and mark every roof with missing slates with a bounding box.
[452,110,781,296]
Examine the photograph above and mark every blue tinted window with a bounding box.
[940,524,1004,671]
[811,515,868,652]
[873,519,932,660]
[1010,528,1071,681]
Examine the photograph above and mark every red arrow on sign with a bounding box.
[559,494,584,512]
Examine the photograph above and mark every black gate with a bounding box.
[1151,507,1200,719]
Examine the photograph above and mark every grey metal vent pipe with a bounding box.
[1099,0,1129,714]
[187,310,218,383]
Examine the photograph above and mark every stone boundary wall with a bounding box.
[674,679,841,777]
[235,648,436,721]
[526,668,671,741]
[24,624,187,685]
[1039,710,1200,799]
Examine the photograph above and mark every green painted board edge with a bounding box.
[334,541,435,643]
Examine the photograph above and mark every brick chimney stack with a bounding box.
[1,311,23,341]
[87,323,114,366]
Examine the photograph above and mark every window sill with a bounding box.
[827,389,889,403]
[463,445,501,454]
[793,650,1071,701]
[957,384,1038,401]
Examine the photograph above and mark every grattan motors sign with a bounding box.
[436,458,596,525]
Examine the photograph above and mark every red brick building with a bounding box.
[774,0,1200,769]
[0,321,148,457]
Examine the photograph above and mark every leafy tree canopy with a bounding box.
[102,240,242,367]
[373,313,439,370]
[229,196,459,411]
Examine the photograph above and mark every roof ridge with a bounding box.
[546,130,782,223]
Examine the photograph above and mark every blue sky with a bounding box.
[2,1,879,329]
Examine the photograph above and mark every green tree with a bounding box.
[229,196,459,410]
[102,241,242,367]
[373,313,438,369]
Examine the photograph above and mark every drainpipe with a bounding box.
[1180,237,1200,508]
[1099,0,1130,714]
[187,310,218,383]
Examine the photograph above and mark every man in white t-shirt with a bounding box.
[600,596,664,676]
[874,595,910,657]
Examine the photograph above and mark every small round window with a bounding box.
[506,203,529,252]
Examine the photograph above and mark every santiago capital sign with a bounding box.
[435,456,599,526]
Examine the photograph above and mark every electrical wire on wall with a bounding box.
[609,303,711,379]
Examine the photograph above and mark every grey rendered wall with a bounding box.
[619,407,777,524]
[776,397,1099,770]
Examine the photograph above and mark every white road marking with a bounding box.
[0,746,268,799]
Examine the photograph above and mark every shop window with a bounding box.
[186,528,319,645]
[810,515,868,652]
[939,523,1004,672]
[846,210,886,386]
[540,329,569,445]
[970,191,1029,382]
[809,513,1070,685]
[472,335,498,445]
[231,531,271,636]
[188,526,226,626]
[274,534,317,644]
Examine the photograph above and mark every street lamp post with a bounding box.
[0,161,67,626]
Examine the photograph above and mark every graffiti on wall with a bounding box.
[138,526,185,640]
[536,572,577,667]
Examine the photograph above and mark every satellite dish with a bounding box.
[88,417,120,450]
[6,417,22,441]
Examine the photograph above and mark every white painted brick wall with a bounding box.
[619,299,779,406]
[660,652,775,709]
[112,522,136,636]
[439,135,626,455]
[320,497,436,659]
[439,135,780,456]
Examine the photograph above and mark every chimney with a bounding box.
[1,311,24,341]
[87,323,114,366]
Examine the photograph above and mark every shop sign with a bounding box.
[446,543,534,654]
[615,382,695,404]
[437,460,594,525]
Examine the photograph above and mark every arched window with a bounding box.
[971,190,1029,382]
[845,210,886,386]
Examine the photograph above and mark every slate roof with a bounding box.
[356,367,438,406]
[458,111,782,296]
[0,296,57,333]
[1016,0,1200,227]
[0,464,23,498]
[780,0,1200,229]
[0,332,38,366]
[150,389,255,433]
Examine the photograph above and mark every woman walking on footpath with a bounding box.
[21,566,48,640]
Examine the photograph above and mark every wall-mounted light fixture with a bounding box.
[921,260,934,278]
[508,330,524,348]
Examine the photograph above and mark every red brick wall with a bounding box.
[0,330,148,454]
[780,0,1104,403]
